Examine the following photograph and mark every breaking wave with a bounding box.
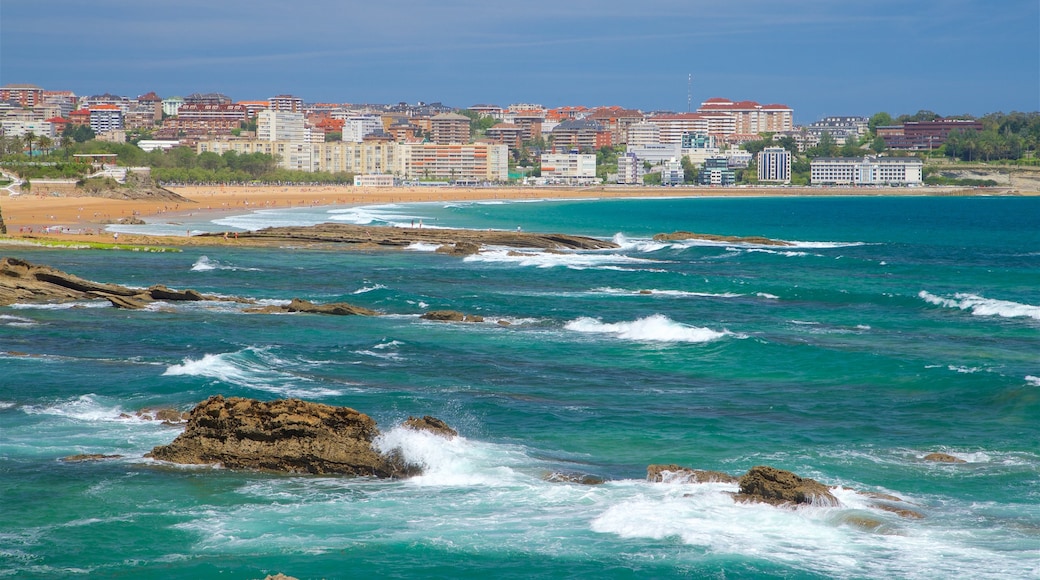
[565,314,733,343]
[919,291,1040,320]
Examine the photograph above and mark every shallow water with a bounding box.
[2,196,1038,578]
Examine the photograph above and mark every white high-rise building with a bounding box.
[811,156,923,185]
[540,153,597,184]
[340,115,383,143]
[257,110,315,143]
[757,147,791,183]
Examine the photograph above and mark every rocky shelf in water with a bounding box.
[197,223,619,251]
[653,231,792,246]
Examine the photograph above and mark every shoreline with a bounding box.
[1,184,1035,248]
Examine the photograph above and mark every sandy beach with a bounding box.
[0,183,1027,246]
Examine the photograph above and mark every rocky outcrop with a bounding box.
[210,223,618,251]
[421,310,484,323]
[544,472,606,485]
[147,396,447,478]
[734,465,839,507]
[244,298,378,316]
[923,452,965,463]
[435,242,481,256]
[403,415,458,438]
[647,464,739,484]
[653,231,792,246]
[0,258,376,317]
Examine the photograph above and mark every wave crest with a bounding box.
[919,291,1040,320]
[565,314,732,343]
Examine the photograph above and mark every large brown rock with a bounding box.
[244,298,377,316]
[647,464,739,484]
[403,415,458,438]
[652,231,792,246]
[734,465,839,507]
[923,452,965,463]
[147,395,417,477]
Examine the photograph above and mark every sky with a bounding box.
[1,0,1038,123]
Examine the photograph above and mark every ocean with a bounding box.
[2,195,1038,579]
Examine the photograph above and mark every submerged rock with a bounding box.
[147,395,420,477]
[61,454,124,462]
[923,452,966,463]
[435,241,481,256]
[647,464,739,484]
[652,231,792,246]
[734,465,839,507]
[245,298,377,316]
[544,471,606,485]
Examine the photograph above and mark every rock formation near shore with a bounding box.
[205,222,618,251]
[646,464,740,484]
[420,310,484,323]
[653,231,792,246]
[148,395,455,477]
[0,258,377,317]
[734,465,839,506]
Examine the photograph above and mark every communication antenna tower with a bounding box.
[687,74,692,112]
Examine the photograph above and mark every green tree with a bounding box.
[23,132,36,157]
[870,135,887,154]
[868,112,893,134]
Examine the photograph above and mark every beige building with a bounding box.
[398,142,508,182]
[430,112,471,144]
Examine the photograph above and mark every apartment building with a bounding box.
[341,115,383,142]
[430,112,471,144]
[879,119,983,151]
[698,98,794,139]
[587,107,645,144]
[757,146,791,183]
[1,84,44,108]
[660,158,685,186]
[810,156,923,185]
[158,103,248,138]
[257,110,315,142]
[616,153,644,185]
[485,123,524,150]
[551,119,612,151]
[627,122,661,146]
[698,157,736,186]
[399,142,508,182]
[268,94,303,112]
[540,153,597,185]
[648,113,708,144]
[89,105,124,134]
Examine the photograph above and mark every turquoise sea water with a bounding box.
[2,196,1038,579]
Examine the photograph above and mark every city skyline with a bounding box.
[2,0,1038,122]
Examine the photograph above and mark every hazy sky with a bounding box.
[2,0,1037,122]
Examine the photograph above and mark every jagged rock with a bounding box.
[61,454,124,462]
[421,310,484,323]
[733,465,839,507]
[263,574,299,580]
[647,464,739,484]
[544,472,606,485]
[104,295,149,310]
[496,319,511,326]
[435,242,481,256]
[403,415,458,439]
[244,298,377,316]
[923,452,965,463]
[653,231,792,246]
[146,285,208,301]
[147,395,419,477]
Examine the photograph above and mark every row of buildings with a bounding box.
[1,83,926,186]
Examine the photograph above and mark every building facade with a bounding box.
[616,153,644,185]
[698,157,736,186]
[810,156,923,185]
[399,142,508,182]
[757,146,791,183]
[257,110,314,142]
[430,112,471,145]
[539,153,597,184]
[89,105,124,134]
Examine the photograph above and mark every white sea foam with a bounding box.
[9,300,110,310]
[611,233,671,253]
[190,256,261,272]
[162,348,343,398]
[0,401,16,410]
[756,292,780,300]
[20,394,135,423]
[0,314,37,327]
[593,287,743,299]
[1025,375,1040,387]
[352,283,387,294]
[374,426,526,487]
[565,314,732,343]
[405,242,441,252]
[464,249,660,270]
[919,291,1040,320]
[744,247,813,257]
